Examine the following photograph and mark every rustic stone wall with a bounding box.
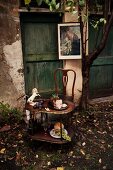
[0,0,25,110]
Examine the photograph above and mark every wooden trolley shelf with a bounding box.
[29,127,74,144]
[25,99,75,144]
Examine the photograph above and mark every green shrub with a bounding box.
[0,102,22,125]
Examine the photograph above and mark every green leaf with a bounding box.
[79,0,85,7]
[56,3,60,10]
[99,18,106,24]
[93,23,98,29]
[36,0,43,6]
[83,14,88,23]
[99,18,104,22]
[51,0,56,6]
[66,0,74,6]
[104,19,106,24]
[49,5,53,11]
[44,0,49,4]
[24,0,31,5]
[72,10,78,14]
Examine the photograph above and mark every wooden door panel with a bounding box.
[25,61,62,95]
[24,23,58,61]
[90,64,113,89]
[89,22,113,98]
[89,58,113,98]
[21,13,63,96]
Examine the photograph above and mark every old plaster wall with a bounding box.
[63,12,82,105]
[0,1,25,110]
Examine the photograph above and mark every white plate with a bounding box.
[51,103,68,110]
[62,103,67,108]
[50,129,68,139]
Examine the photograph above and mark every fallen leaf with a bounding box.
[19,140,24,143]
[99,158,102,163]
[77,120,80,123]
[47,154,50,157]
[12,144,17,147]
[57,167,64,170]
[0,125,10,132]
[23,160,29,166]
[8,156,15,160]
[82,142,86,146]
[15,151,21,162]
[0,148,6,154]
[103,166,107,169]
[18,133,22,138]
[68,151,73,156]
[77,142,81,146]
[36,155,38,158]
[80,149,85,155]
[85,154,91,159]
[47,161,51,166]
[108,144,111,148]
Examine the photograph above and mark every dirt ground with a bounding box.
[0,101,113,170]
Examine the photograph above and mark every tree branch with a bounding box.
[89,9,113,65]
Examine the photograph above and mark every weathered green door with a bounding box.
[89,22,113,98]
[20,13,63,96]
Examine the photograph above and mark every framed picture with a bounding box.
[58,23,81,59]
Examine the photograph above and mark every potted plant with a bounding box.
[50,94,62,109]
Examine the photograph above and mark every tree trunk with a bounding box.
[79,6,113,110]
[79,55,90,110]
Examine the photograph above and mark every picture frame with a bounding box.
[58,23,81,59]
